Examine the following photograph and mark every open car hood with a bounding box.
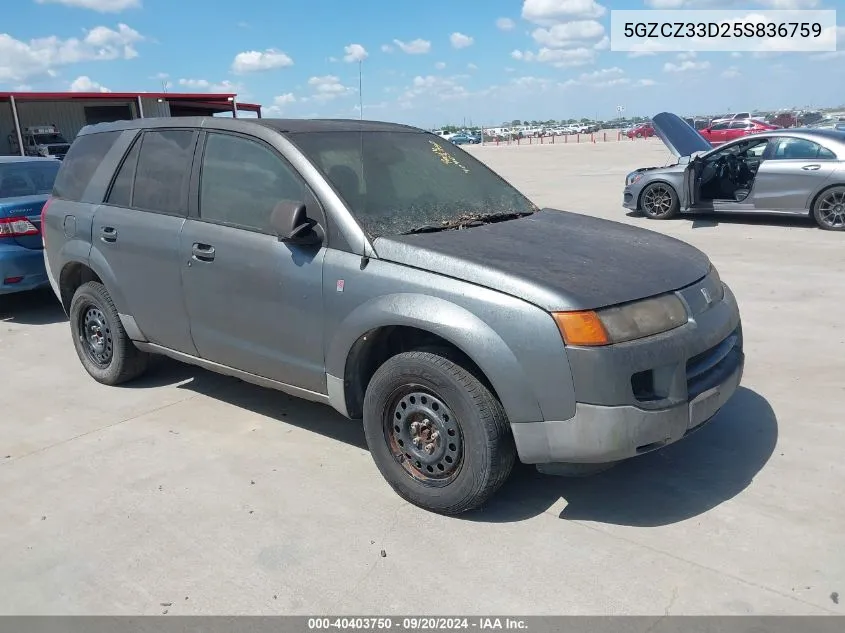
[652,112,712,158]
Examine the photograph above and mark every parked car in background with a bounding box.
[44,116,744,514]
[624,112,845,231]
[0,156,61,295]
[450,132,480,145]
[627,123,655,138]
[710,112,751,125]
[699,119,779,145]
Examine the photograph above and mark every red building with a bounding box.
[1,91,262,156]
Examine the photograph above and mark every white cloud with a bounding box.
[343,43,368,63]
[450,32,474,49]
[177,78,241,93]
[531,20,605,47]
[731,52,743,58]
[496,17,516,31]
[721,66,741,78]
[0,23,143,82]
[435,61,447,69]
[231,48,293,73]
[644,0,685,7]
[663,59,711,72]
[393,38,431,54]
[381,44,394,53]
[628,51,656,58]
[467,63,478,70]
[677,51,697,60]
[308,75,351,101]
[522,0,607,25]
[274,93,296,106]
[635,78,657,86]
[69,75,111,92]
[512,46,596,67]
[399,74,471,106]
[34,0,141,11]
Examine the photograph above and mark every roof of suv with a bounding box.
[77,116,423,137]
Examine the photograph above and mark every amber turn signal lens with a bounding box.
[552,311,611,346]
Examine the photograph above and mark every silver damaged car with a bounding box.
[624,112,845,231]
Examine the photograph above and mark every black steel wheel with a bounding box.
[386,387,464,486]
[640,182,680,219]
[69,281,150,385]
[78,304,114,368]
[363,350,516,515]
[813,186,845,231]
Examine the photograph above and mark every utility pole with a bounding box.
[358,61,363,120]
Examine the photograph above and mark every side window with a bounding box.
[736,112,750,119]
[199,133,306,233]
[711,122,729,130]
[132,130,196,215]
[52,131,121,201]
[105,134,141,207]
[772,138,834,160]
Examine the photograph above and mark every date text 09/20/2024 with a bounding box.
[307,618,528,630]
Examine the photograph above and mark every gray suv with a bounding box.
[43,117,744,514]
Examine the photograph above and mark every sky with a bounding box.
[1,0,843,128]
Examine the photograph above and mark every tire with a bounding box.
[811,185,845,231]
[362,350,516,515]
[640,182,680,219]
[69,281,150,385]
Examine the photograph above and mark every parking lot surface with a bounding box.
[1,139,843,615]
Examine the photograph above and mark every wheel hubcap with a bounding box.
[644,186,672,216]
[79,306,113,367]
[818,190,845,228]
[386,389,463,484]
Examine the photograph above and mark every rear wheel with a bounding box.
[69,281,150,385]
[812,186,845,231]
[363,350,516,515]
[641,182,680,219]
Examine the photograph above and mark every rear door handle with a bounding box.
[191,242,215,262]
[801,164,821,171]
[99,226,117,243]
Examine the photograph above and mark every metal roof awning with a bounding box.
[1,91,263,155]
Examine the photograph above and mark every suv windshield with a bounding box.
[0,161,61,198]
[289,131,538,238]
[33,134,68,145]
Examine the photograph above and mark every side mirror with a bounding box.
[270,201,322,246]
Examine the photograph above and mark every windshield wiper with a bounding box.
[401,210,536,235]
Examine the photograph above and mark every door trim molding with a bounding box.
[134,342,332,406]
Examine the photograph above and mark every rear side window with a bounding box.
[132,130,197,215]
[106,135,141,207]
[52,131,121,201]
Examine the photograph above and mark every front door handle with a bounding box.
[191,242,215,262]
[99,226,117,243]
[801,164,821,171]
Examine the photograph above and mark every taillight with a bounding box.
[40,197,52,247]
[0,217,39,238]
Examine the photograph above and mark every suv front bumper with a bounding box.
[512,272,744,464]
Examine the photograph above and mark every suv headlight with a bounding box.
[552,294,688,347]
[626,171,643,186]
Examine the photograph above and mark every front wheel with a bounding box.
[640,182,680,219]
[812,186,845,231]
[363,350,516,515]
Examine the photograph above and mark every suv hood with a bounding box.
[652,112,712,158]
[374,209,711,312]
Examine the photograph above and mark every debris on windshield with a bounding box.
[429,140,470,174]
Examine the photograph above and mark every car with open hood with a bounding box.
[43,116,744,514]
[623,112,845,231]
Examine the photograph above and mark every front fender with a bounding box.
[325,293,544,424]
